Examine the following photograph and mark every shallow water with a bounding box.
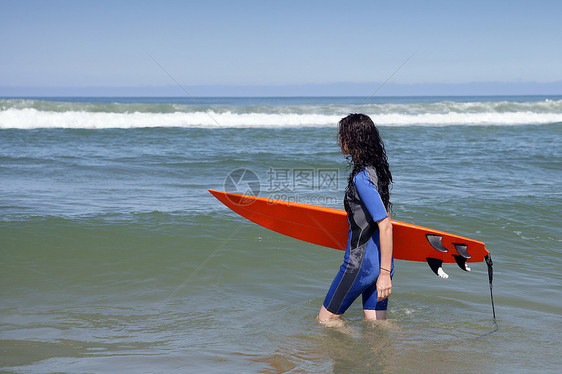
[1,96,561,373]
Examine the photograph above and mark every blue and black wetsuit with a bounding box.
[323,166,394,315]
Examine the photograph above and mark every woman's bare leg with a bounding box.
[317,305,342,324]
[364,309,386,321]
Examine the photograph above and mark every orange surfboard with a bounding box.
[209,189,491,277]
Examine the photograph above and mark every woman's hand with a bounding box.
[376,272,392,301]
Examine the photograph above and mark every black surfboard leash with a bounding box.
[485,253,498,330]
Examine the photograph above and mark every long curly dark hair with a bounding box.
[338,113,393,211]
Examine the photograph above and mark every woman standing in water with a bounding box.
[318,113,394,323]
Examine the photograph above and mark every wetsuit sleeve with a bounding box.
[353,170,388,222]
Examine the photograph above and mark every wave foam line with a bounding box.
[1,108,561,129]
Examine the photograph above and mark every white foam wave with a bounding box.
[1,107,561,129]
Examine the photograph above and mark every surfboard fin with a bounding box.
[426,234,449,253]
[453,243,471,259]
[453,255,471,271]
[426,257,449,279]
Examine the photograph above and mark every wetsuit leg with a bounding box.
[323,240,369,314]
[362,280,388,310]
[362,266,394,310]
[323,243,379,315]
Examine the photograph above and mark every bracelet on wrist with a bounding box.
[380,267,391,273]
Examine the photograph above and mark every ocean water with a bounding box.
[1,96,561,373]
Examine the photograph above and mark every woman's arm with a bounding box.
[376,216,393,301]
[354,170,393,301]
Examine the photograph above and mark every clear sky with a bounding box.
[1,0,561,95]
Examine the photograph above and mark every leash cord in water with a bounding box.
[485,254,498,330]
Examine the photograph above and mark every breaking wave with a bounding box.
[1,98,561,128]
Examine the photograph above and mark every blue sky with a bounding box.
[1,0,561,95]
